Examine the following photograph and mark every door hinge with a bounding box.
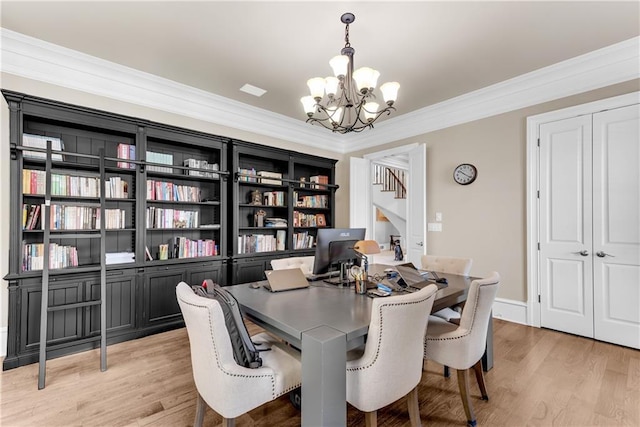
[537,190,540,199]
[538,295,541,303]
[537,138,540,147]
[537,242,540,250]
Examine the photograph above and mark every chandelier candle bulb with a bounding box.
[307,77,326,100]
[380,82,400,105]
[325,76,340,97]
[300,96,316,116]
[330,55,349,78]
[301,12,400,133]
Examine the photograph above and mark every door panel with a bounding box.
[407,144,426,267]
[539,115,594,338]
[592,104,640,348]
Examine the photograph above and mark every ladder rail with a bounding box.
[37,145,108,389]
[99,149,107,371]
[37,139,53,390]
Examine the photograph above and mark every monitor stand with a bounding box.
[323,262,354,287]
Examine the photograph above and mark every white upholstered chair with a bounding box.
[270,256,315,275]
[424,272,500,427]
[176,282,302,427]
[421,255,473,322]
[421,255,473,277]
[347,284,439,427]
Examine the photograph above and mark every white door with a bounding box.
[539,104,640,349]
[539,115,594,338]
[349,157,372,236]
[592,105,640,349]
[406,144,427,267]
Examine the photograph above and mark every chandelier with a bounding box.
[300,13,400,134]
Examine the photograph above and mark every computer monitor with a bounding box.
[313,228,366,282]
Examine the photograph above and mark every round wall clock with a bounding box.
[453,163,477,185]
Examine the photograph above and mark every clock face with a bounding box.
[453,163,477,185]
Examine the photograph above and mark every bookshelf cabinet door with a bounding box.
[143,266,186,327]
[187,260,227,287]
[231,258,271,284]
[21,276,85,352]
[87,271,137,336]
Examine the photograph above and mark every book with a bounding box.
[22,134,64,161]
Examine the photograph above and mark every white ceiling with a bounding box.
[1,1,639,151]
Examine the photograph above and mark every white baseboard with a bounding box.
[492,298,528,325]
[0,327,7,358]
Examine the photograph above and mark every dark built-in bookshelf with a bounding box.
[2,90,337,369]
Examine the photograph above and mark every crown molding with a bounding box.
[0,28,345,152]
[345,36,640,152]
[2,28,638,155]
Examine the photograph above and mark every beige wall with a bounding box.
[347,79,640,302]
[0,73,345,332]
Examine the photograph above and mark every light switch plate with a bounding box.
[428,222,442,232]
[435,212,442,222]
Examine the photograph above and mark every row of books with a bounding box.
[308,175,329,189]
[22,242,78,271]
[293,212,326,228]
[157,237,218,260]
[23,169,101,197]
[264,217,287,228]
[184,158,219,178]
[293,231,315,249]
[262,191,286,206]
[238,230,285,254]
[147,151,174,173]
[295,193,329,208]
[105,176,129,199]
[116,143,136,169]
[146,180,202,202]
[105,251,135,265]
[22,203,44,230]
[22,134,64,161]
[146,207,199,229]
[22,204,126,230]
[238,167,258,182]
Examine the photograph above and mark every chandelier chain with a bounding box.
[344,23,350,48]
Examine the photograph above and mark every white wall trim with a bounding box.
[0,326,7,358]
[525,91,640,328]
[0,28,343,152]
[493,298,528,326]
[1,28,638,154]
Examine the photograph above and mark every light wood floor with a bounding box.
[1,319,639,426]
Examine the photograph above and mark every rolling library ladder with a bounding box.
[33,141,108,389]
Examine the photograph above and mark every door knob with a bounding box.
[417,242,424,247]
[596,251,615,258]
[572,250,589,256]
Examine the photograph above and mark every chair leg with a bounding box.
[444,365,450,378]
[407,386,422,427]
[194,392,206,427]
[364,410,377,427]
[456,368,477,427]
[472,359,489,400]
[222,418,235,427]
